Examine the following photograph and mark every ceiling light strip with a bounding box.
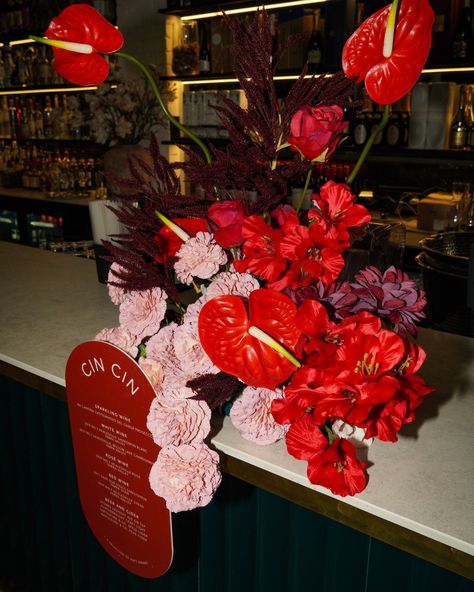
[181,0,327,20]
[0,86,99,96]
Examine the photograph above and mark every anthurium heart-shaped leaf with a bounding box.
[342,0,434,105]
[198,289,301,390]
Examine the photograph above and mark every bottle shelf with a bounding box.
[163,136,474,165]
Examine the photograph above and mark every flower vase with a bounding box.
[102,144,153,197]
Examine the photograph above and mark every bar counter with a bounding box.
[0,241,473,581]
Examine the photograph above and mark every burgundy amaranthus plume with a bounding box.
[350,266,427,337]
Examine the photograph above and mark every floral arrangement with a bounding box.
[83,66,174,146]
[34,1,435,512]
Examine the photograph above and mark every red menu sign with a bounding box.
[65,341,173,578]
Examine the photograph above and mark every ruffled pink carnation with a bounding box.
[94,326,139,358]
[149,443,222,512]
[146,397,211,447]
[204,271,260,301]
[173,320,219,377]
[119,287,167,340]
[139,357,164,393]
[107,262,128,305]
[230,387,288,445]
[174,231,227,285]
[161,376,196,401]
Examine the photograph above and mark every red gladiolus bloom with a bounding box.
[153,217,208,263]
[275,224,345,288]
[285,414,327,461]
[309,181,371,249]
[342,0,434,105]
[288,105,347,162]
[207,200,248,248]
[233,216,286,281]
[306,437,368,496]
[44,4,124,86]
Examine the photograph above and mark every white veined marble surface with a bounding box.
[0,240,473,558]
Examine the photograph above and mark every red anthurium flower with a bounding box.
[153,217,208,264]
[43,4,124,86]
[306,437,368,496]
[198,289,301,390]
[342,0,434,104]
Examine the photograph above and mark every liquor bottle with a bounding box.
[452,0,474,62]
[307,8,324,71]
[466,85,474,149]
[0,97,11,138]
[398,92,411,147]
[354,1,366,30]
[33,100,44,138]
[37,46,51,86]
[449,85,469,149]
[350,87,371,147]
[370,102,384,146]
[8,98,18,138]
[43,95,54,139]
[0,50,5,87]
[199,23,211,75]
[384,103,403,148]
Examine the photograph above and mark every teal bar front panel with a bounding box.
[0,375,472,592]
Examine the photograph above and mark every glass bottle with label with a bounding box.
[350,87,371,147]
[452,0,474,62]
[307,8,324,71]
[384,103,403,148]
[43,95,54,139]
[199,23,211,75]
[449,85,469,149]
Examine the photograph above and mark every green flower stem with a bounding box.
[155,210,190,241]
[116,52,212,164]
[346,104,390,186]
[295,165,313,214]
[248,326,301,368]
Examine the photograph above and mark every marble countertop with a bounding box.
[0,241,473,576]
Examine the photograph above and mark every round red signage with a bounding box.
[66,340,173,578]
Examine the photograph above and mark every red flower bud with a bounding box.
[287,105,347,162]
[207,200,248,248]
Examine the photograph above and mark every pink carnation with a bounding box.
[139,357,164,393]
[173,320,219,377]
[107,262,128,305]
[161,376,196,401]
[119,287,167,340]
[94,326,139,358]
[174,232,227,285]
[146,397,211,447]
[149,443,222,512]
[204,271,260,301]
[230,387,288,445]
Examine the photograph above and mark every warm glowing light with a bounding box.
[10,38,37,46]
[0,86,99,96]
[181,72,331,85]
[421,66,474,74]
[181,0,327,20]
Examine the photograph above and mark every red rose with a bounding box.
[287,105,347,162]
[207,200,248,248]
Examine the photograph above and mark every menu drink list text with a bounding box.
[66,341,173,578]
